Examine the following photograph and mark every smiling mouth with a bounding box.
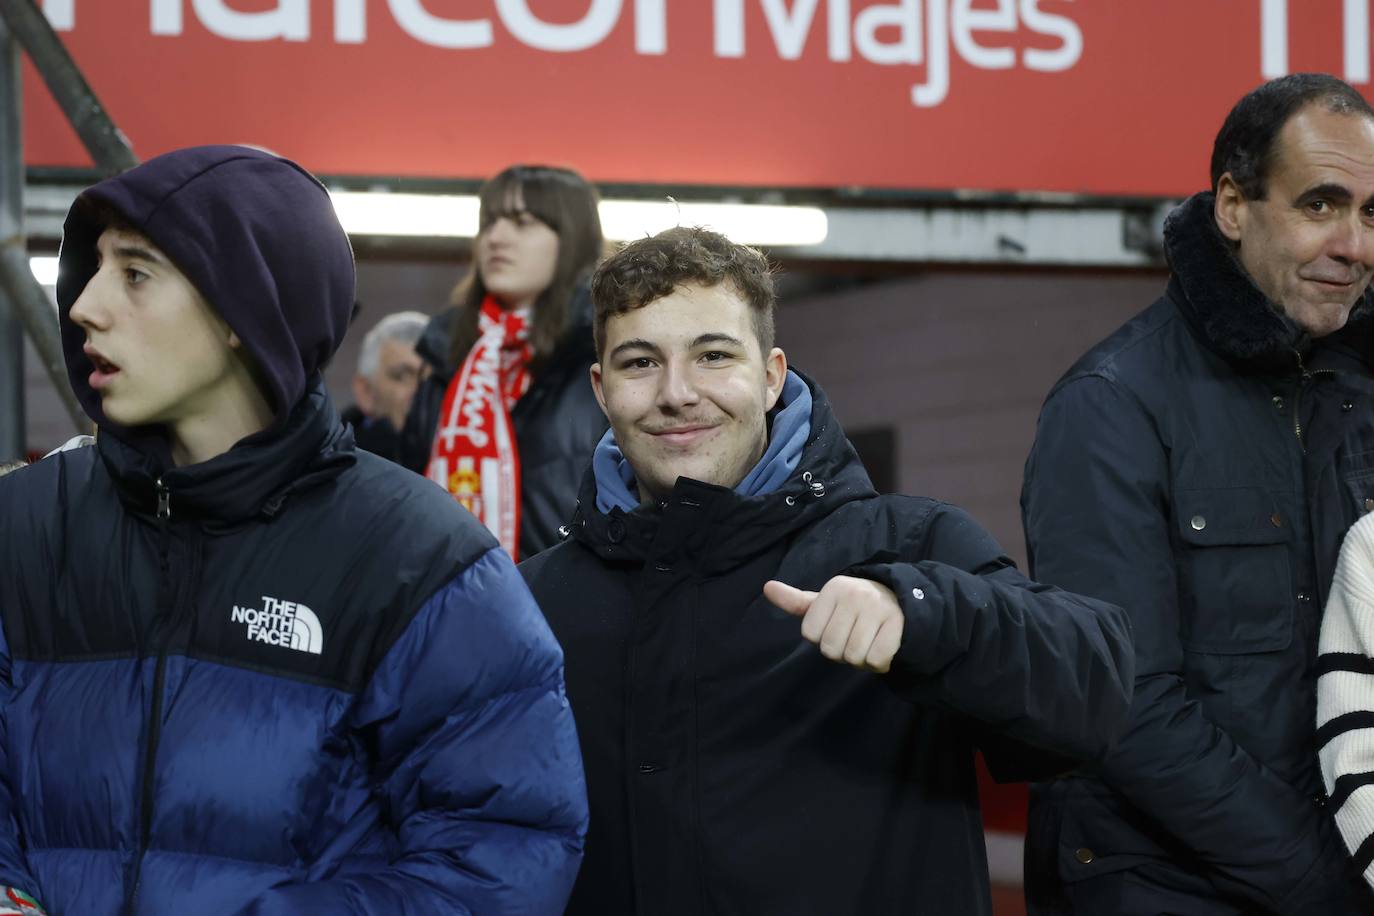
[650,425,718,445]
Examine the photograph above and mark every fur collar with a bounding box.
[1163,191,1374,372]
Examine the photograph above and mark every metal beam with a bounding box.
[0,19,23,459]
[0,0,136,176]
[0,246,83,434]
[0,15,83,441]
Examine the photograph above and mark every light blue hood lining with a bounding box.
[593,370,812,514]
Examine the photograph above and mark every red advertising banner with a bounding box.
[19,1,1374,197]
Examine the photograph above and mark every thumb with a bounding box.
[764,580,817,616]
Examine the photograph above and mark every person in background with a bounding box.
[0,145,586,915]
[1021,73,1374,915]
[521,226,1135,915]
[342,308,427,462]
[1319,510,1374,894]
[401,164,607,559]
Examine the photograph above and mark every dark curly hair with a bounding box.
[591,227,776,357]
[1211,73,1374,199]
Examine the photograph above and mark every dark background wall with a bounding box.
[777,270,1164,567]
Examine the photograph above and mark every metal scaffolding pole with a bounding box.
[0,1,136,175]
[0,17,26,459]
[0,0,128,448]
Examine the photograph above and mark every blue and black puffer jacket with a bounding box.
[0,146,587,915]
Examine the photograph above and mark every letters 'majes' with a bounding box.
[41,0,1082,109]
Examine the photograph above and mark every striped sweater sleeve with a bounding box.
[1317,510,1374,889]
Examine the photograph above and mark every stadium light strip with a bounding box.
[30,256,58,286]
[29,196,829,288]
[328,191,829,247]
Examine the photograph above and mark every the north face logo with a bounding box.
[230,596,323,654]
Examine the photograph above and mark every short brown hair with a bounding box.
[591,227,776,357]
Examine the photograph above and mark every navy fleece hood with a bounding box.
[56,145,355,428]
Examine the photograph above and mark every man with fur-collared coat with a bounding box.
[1022,74,1374,915]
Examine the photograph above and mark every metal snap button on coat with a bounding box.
[1270,513,1283,528]
[1366,498,1374,514]
[1344,400,1355,412]
[607,520,626,543]
[1272,396,1284,409]
[1074,848,1095,865]
[1190,516,1206,531]
[912,588,925,600]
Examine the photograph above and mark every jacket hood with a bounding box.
[592,370,812,512]
[1163,190,1374,372]
[57,145,356,429]
[568,370,876,573]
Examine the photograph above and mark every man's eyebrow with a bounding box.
[608,338,664,361]
[111,244,169,265]
[691,332,747,349]
[1294,183,1355,206]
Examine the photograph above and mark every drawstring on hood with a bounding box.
[593,370,812,513]
[56,145,356,432]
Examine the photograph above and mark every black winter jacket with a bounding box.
[1022,192,1374,916]
[521,373,1135,915]
[400,289,608,559]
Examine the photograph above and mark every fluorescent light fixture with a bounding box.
[330,191,480,238]
[329,191,828,247]
[30,256,59,286]
[598,200,828,247]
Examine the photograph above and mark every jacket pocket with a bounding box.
[1173,486,1293,654]
[1340,448,1374,517]
[1037,777,1177,884]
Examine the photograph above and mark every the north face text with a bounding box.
[230,596,324,655]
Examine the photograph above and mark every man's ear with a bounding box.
[763,347,787,411]
[590,363,611,420]
[1214,173,1247,243]
[352,374,374,415]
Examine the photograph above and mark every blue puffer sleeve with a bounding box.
[240,547,588,915]
[0,623,40,907]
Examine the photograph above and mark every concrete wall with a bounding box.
[778,270,1164,568]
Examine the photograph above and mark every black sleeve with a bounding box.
[854,500,1136,769]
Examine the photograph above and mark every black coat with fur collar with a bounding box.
[1022,191,1374,915]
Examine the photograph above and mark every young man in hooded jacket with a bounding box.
[0,145,587,915]
[519,226,1136,915]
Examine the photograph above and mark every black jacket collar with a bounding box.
[568,371,876,575]
[98,376,356,527]
[1164,191,1374,373]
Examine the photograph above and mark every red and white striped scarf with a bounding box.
[426,297,533,558]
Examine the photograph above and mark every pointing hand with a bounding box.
[764,576,905,673]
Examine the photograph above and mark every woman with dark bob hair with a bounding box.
[401,164,607,559]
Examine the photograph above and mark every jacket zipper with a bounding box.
[1289,351,1338,453]
[123,479,173,916]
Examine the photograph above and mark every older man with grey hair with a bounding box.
[344,309,428,461]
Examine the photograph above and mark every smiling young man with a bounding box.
[0,146,586,915]
[519,226,1135,915]
[1022,74,1374,916]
